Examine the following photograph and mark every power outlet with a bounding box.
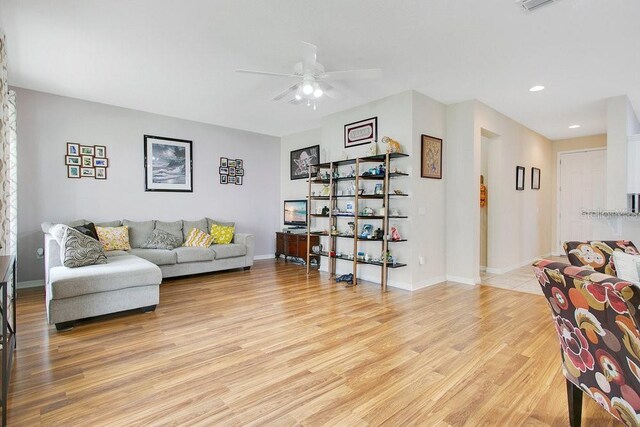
[419,256,425,265]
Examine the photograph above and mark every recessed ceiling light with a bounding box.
[569,125,581,129]
[529,85,545,92]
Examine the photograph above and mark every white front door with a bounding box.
[558,149,606,253]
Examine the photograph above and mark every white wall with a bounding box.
[15,88,280,282]
[279,90,447,290]
[446,100,553,283]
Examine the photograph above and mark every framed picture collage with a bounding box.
[66,142,108,180]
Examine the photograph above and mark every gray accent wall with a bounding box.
[14,88,280,282]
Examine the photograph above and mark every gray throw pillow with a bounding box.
[140,229,182,250]
[206,218,235,233]
[183,218,208,241]
[60,227,107,268]
[155,220,184,245]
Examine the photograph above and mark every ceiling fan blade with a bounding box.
[323,68,382,80]
[317,81,346,100]
[301,41,318,69]
[288,97,305,105]
[236,69,298,78]
[272,82,301,101]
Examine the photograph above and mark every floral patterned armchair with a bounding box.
[564,240,638,276]
[533,259,640,426]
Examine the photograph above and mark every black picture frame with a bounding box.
[531,167,541,190]
[344,117,377,148]
[144,135,193,192]
[516,166,525,191]
[290,145,320,180]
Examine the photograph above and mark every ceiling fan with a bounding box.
[236,42,382,109]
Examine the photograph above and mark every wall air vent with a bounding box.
[521,0,557,12]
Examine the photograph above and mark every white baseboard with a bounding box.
[412,275,447,290]
[18,280,44,289]
[446,275,476,286]
[485,252,552,275]
[254,254,275,260]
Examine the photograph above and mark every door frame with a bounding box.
[556,148,606,254]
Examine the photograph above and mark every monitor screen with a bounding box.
[284,200,307,226]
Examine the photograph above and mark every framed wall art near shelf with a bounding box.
[421,134,443,179]
[531,167,540,190]
[344,117,377,148]
[290,145,319,180]
[144,135,193,192]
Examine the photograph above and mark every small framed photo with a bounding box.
[220,174,228,184]
[235,168,244,176]
[236,159,243,168]
[219,167,229,175]
[65,155,81,166]
[228,160,236,168]
[94,158,108,167]
[220,157,228,167]
[94,145,107,158]
[81,167,95,177]
[95,167,107,180]
[80,145,94,156]
[229,167,236,176]
[67,142,79,156]
[228,176,236,184]
[235,176,243,185]
[531,167,541,190]
[68,165,80,178]
[82,156,93,167]
[516,166,525,191]
[374,183,383,195]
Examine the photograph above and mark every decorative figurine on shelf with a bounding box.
[348,182,356,195]
[381,136,402,154]
[391,226,402,241]
[393,189,404,195]
[374,228,384,240]
[331,225,338,235]
[377,164,385,175]
[359,224,373,239]
[332,169,340,179]
[362,206,374,216]
[347,166,356,178]
[375,184,383,195]
[348,221,355,235]
[321,206,330,216]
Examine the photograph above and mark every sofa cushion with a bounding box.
[174,247,215,263]
[96,226,132,251]
[123,220,155,248]
[60,227,107,268]
[207,218,235,232]
[140,229,182,250]
[95,220,122,227]
[182,218,209,241]
[105,250,129,258]
[211,243,246,260]
[48,255,161,299]
[129,248,177,266]
[155,220,184,245]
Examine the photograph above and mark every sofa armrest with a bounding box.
[44,233,62,285]
[234,233,255,267]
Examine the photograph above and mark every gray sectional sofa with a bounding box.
[42,218,255,330]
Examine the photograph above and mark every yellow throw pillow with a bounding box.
[211,224,234,244]
[96,226,131,251]
[183,227,214,248]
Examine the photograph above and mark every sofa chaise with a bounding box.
[42,218,255,330]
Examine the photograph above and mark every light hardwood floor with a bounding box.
[9,260,616,426]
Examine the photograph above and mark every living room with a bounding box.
[1,0,640,425]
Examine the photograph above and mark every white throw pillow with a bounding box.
[48,224,69,244]
[612,251,640,284]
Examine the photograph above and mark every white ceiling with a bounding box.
[1,0,639,139]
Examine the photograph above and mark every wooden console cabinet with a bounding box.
[276,232,318,262]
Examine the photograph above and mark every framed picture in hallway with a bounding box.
[421,134,443,179]
[516,166,525,191]
[531,167,540,190]
[144,135,193,192]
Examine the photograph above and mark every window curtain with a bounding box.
[0,31,17,260]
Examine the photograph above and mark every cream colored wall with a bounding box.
[550,134,606,254]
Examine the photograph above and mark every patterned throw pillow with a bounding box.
[96,226,131,251]
[140,229,182,250]
[183,227,214,248]
[210,224,234,244]
[60,227,107,268]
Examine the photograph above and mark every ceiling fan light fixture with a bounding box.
[313,88,323,98]
[302,83,314,95]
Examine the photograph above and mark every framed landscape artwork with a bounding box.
[421,134,443,179]
[344,117,377,148]
[144,135,193,192]
[290,145,320,180]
